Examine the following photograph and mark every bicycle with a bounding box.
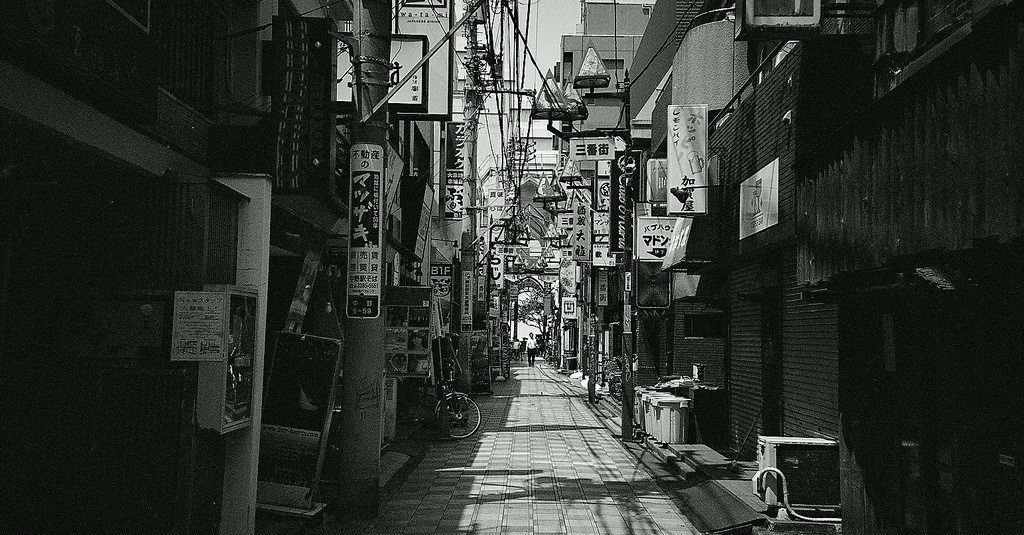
[435,356,482,439]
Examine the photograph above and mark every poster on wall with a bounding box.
[635,216,677,261]
[347,143,384,318]
[257,332,343,511]
[646,158,668,203]
[739,158,780,239]
[383,299,433,377]
[171,291,226,361]
[666,105,708,215]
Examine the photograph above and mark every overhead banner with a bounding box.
[739,158,780,239]
[667,105,709,215]
[569,136,614,161]
[646,158,668,203]
[635,216,677,261]
[395,0,455,119]
[347,143,384,318]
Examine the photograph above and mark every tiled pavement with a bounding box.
[340,364,698,535]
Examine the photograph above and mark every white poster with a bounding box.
[395,0,454,118]
[634,216,677,261]
[739,158,780,239]
[667,105,708,215]
[568,137,614,161]
[347,143,385,318]
[444,171,464,220]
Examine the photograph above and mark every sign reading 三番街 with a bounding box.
[739,158,780,239]
[568,137,614,161]
[561,296,578,320]
[635,216,678,261]
[347,143,384,318]
[667,105,708,215]
[444,170,464,220]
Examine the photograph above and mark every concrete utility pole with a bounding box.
[338,0,391,517]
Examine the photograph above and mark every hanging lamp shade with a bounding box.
[562,82,589,121]
[557,158,582,185]
[533,169,567,204]
[574,46,611,89]
[531,70,579,121]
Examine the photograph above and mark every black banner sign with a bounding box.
[609,150,640,256]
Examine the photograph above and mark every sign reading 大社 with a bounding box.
[635,216,677,261]
[667,105,708,215]
[569,137,614,161]
[347,143,384,318]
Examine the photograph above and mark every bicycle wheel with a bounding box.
[440,393,481,439]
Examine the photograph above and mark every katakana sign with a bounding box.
[347,143,384,318]
[667,105,708,215]
[569,137,614,161]
[635,216,677,261]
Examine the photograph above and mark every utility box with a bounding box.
[754,436,840,510]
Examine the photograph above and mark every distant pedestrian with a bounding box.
[526,333,539,366]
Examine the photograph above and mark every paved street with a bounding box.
[346,364,697,535]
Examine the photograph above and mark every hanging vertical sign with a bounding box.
[635,216,678,260]
[596,271,610,306]
[609,151,639,257]
[444,171,464,220]
[595,178,611,211]
[430,263,453,299]
[461,270,474,332]
[346,143,384,318]
[572,196,592,262]
[446,122,465,169]
[559,256,576,296]
[667,105,709,215]
[561,296,578,320]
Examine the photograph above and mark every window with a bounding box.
[684,314,725,338]
[603,58,625,71]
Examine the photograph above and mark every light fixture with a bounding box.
[573,46,611,90]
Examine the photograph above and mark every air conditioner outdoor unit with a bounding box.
[753,436,840,512]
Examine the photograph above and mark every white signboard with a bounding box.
[569,137,614,161]
[461,270,474,331]
[593,212,610,236]
[739,158,780,239]
[667,105,709,215]
[444,171,464,220]
[646,158,668,203]
[338,35,427,109]
[561,296,578,320]
[571,197,591,262]
[396,0,454,118]
[347,143,385,318]
[662,217,694,270]
[171,291,225,361]
[635,216,677,261]
[592,243,615,267]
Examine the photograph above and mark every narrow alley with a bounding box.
[344,365,697,535]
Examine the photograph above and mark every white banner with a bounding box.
[571,196,591,262]
[635,216,677,261]
[667,105,708,215]
[739,158,780,239]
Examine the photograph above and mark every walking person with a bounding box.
[526,333,539,367]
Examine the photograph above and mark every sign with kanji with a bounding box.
[560,256,576,296]
[595,178,611,211]
[488,245,511,289]
[561,296,578,320]
[596,271,609,306]
[592,243,614,267]
[430,263,453,298]
[593,212,610,237]
[568,137,614,161]
[347,143,384,318]
[444,170,464,220]
[667,105,708,215]
[609,151,640,257]
[571,197,591,262]
[635,216,677,260]
[461,270,474,332]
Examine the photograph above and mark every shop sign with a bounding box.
[596,271,609,306]
[488,245,511,289]
[560,257,576,295]
[446,121,465,170]
[646,158,668,203]
[171,291,226,361]
[337,35,427,111]
[595,178,611,211]
[635,216,677,261]
[346,143,383,318]
[739,158,780,239]
[667,105,708,215]
[592,243,614,267]
[609,151,640,256]
[396,0,454,119]
[461,270,474,331]
[571,197,591,262]
[569,136,614,161]
[430,263,453,298]
[561,296,578,320]
[444,170,464,220]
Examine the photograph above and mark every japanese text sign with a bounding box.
[561,296,578,320]
[739,158,780,239]
[667,105,708,215]
[171,291,226,361]
[571,196,592,262]
[444,170,464,220]
[347,143,384,318]
[569,137,614,161]
[609,151,639,257]
[635,216,678,261]
[430,263,453,299]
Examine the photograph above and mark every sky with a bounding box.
[522,0,581,89]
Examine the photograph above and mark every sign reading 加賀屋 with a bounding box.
[635,216,678,261]
[569,137,614,161]
[347,143,384,318]
[667,105,708,215]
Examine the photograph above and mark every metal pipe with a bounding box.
[753,467,842,523]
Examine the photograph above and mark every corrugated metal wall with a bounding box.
[670,301,726,383]
[728,262,761,456]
